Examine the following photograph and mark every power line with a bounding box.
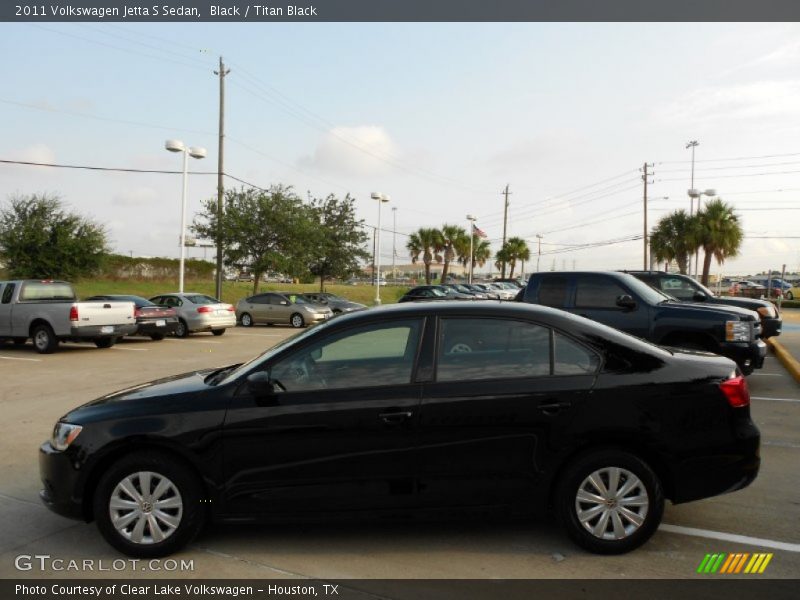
[0,158,216,175]
[657,151,800,164]
[658,168,800,181]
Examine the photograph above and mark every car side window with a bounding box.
[554,332,600,375]
[267,294,286,305]
[269,319,423,392]
[1,283,15,304]
[575,277,628,309]
[660,277,696,301]
[538,276,569,307]
[249,295,269,304]
[437,318,551,382]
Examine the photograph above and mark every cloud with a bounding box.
[16,143,56,164]
[656,80,800,124]
[112,186,159,206]
[299,126,398,176]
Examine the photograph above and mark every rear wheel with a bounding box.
[211,329,225,336]
[290,313,305,328]
[93,452,205,558]
[32,324,58,354]
[95,337,115,349]
[239,313,253,327]
[174,319,189,338]
[555,449,664,554]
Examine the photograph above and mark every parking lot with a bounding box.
[0,324,798,579]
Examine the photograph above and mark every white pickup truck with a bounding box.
[0,280,137,353]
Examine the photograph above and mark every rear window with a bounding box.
[185,295,220,305]
[19,282,76,302]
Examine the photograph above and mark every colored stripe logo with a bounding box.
[697,553,773,574]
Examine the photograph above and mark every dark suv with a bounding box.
[626,271,781,339]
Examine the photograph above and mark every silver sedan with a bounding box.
[149,293,237,337]
[236,292,334,328]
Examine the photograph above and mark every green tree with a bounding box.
[0,193,108,280]
[438,224,469,282]
[406,227,443,284]
[695,199,743,286]
[307,194,370,291]
[649,210,697,274]
[495,237,530,279]
[192,185,315,295]
[457,234,492,276]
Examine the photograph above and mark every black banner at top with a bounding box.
[4,0,800,23]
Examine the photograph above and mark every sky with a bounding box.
[2,21,800,277]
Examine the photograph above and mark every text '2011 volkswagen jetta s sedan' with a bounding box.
[39,302,760,557]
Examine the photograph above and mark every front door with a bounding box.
[222,317,427,516]
[573,276,651,340]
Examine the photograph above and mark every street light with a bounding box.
[166,139,207,293]
[687,188,715,278]
[371,192,390,305]
[466,214,477,284]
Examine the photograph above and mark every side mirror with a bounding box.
[616,295,637,310]
[693,291,707,301]
[246,371,280,396]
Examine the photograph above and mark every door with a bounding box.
[573,276,651,340]
[245,294,271,324]
[265,293,290,323]
[0,283,14,335]
[222,317,426,516]
[417,316,598,509]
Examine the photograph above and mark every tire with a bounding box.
[786,291,794,300]
[174,319,189,338]
[740,363,755,376]
[555,449,664,555]
[211,329,225,336]
[290,313,305,328]
[93,452,205,558]
[95,337,115,349]
[150,333,165,341]
[240,313,253,327]
[32,324,58,354]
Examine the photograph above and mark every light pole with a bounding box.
[371,192,390,304]
[466,214,477,284]
[536,234,543,272]
[391,206,397,283]
[166,140,207,293]
[687,188,715,278]
[686,140,699,276]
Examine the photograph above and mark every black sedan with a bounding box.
[399,285,472,302]
[39,302,759,557]
[84,295,179,340]
[299,292,367,314]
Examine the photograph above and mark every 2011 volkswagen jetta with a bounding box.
[39,302,760,557]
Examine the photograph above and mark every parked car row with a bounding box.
[398,282,520,303]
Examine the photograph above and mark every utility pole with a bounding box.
[536,234,543,272]
[214,57,230,301]
[501,184,511,278]
[686,140,699,278]
[642,162,653,270]
[391,207,397,283]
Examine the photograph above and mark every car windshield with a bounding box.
[185,294,221,305]
[217,319,336,385]
[621,274,672,304]
[288,295,312,305]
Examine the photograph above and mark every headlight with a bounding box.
[757,306,777,318]
[725,321,751,342]
[51,422,82,451]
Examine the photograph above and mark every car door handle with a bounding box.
[538,400,572,414]
[379,411,413,424]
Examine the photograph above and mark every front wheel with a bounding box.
[93,453,205,558]
[290,313,305,328]
[174,319,189,338]
[555,449,664,554]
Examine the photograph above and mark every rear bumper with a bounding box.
[135,318,179,336]
[186,313,237,332]
[69,323,137,338]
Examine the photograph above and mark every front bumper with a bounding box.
[39,442,86,521]
[720,339,767,371]
[761,316,782,338]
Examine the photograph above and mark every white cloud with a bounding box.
[299,126,398,176]
[112,186,159,206]
[16,143,56,164]
[656,80,800,124]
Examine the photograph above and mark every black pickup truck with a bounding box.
[624,271,782,338]
[519,271,766,374]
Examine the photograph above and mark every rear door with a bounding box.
[417,316,599,508]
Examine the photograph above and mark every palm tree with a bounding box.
[406,227,443,284]
[458,234,491,276]
[496,237,530,279]
[695,199,743,286]
[438,224,468,282]
[649,210,697,274]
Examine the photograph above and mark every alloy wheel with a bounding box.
[574,467,649,541]
[109,471,183,545]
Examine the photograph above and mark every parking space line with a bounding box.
[164,338,222,345]
[751,373,784,377]
[764,440,800,449]
[0,355,41,362]
[225,332,288,337]
[751,396,800,403]
[660,524,800,552]
[110,346,149,352]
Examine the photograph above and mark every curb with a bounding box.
[766,338,800,384]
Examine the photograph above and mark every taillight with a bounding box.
[197,306,214,314]
[134,308,142,318]
[69,306,78,321]
[226,305,235,312]
[720,373,750,408]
